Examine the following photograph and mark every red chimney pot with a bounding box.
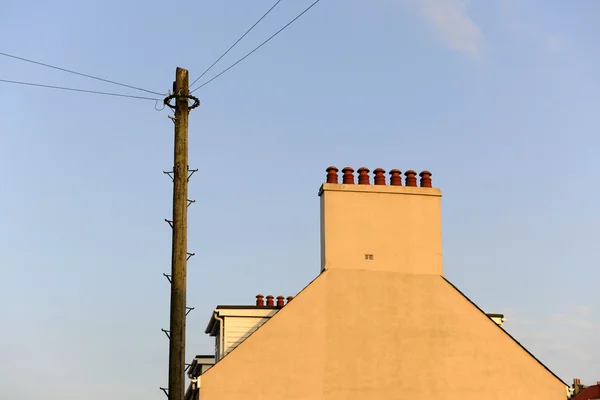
[405,170,417,187]
[419,170,432,188]
[373,168,386,185]
[357,167,370,184]
[276,295,285,307]
[266,295,275,307]
[326,166,339,184]
[256,294,264,307]
[286,296,294,304]
[389,169,402,186]
[342,167,355,184]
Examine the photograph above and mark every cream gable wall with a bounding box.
[200,269,566,400]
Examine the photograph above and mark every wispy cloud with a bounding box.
[415,0,484,58]
[499,0,567,54]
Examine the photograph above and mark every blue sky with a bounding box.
[1,0,599,398]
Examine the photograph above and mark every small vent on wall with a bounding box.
[365,254,374,260]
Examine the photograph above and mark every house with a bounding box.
[205,296,288,361]
[192,166,569,399]
[571,379,600,399]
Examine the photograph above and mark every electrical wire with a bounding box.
[191,0,321,93]
[0,78,161,101]
[188,0,284,91]
[0,51,165,96]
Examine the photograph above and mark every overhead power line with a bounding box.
[188,0,284,91]
[0,78,161,101]
[0,51,164,96]
[191,0,322,93]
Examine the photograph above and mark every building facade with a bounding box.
[192,166,569,399]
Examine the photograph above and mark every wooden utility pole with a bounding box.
[168,67,190,400]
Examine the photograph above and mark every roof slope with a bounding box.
[572,384,600,400]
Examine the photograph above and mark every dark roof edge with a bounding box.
[205,312,217,335]
[204,306,283,334]
[485,313,505,318]
[442,276,568,387]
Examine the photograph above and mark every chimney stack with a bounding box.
[319,165,443,275]
[573,378,582,395]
